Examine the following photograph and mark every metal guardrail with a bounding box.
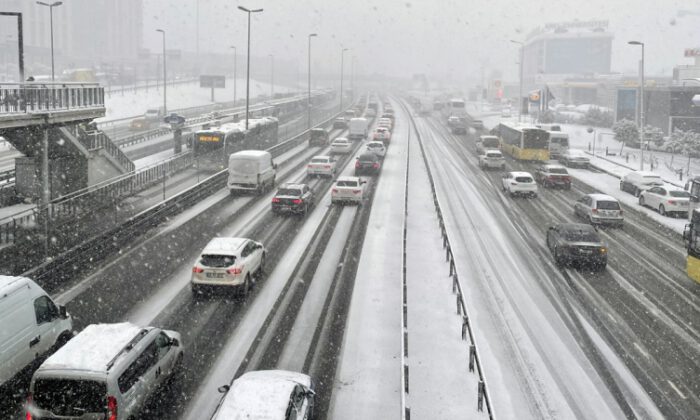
[23,109,344,283]
[402,98,495,419]
[0,168,15,184]
[0,83,104,114]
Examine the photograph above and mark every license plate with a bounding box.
[206,273,224,278]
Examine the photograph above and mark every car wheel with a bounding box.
[258,253,266,278]
[554,247,565,266]
[639,196,645,206]
[659,204,666,216]
[619,182,625,191]
[531,192,537,198]
[634,187,640,197]
[588,216,595,225]
[241,274,251,297]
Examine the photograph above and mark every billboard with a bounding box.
[544,38,612,74]
[616,89,637,122]
[200,75,226,88]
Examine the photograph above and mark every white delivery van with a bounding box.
[348,117,368,141]
[0,276,73,387]
[228,150,277,195]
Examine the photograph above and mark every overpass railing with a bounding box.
[0,83,104,114]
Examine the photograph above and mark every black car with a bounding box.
[546,223,607,270]
[271,183,314,215]
[355,152,381,176]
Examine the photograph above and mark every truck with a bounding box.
[348,118,368,141]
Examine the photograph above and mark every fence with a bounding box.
[0,83,104,114]
[402,99,495,419]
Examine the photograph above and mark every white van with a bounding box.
[0,276,73,387]
[348,118,368,141]
[227,150,277,195]
[548,132,570,158]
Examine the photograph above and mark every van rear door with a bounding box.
[0,286,35,384]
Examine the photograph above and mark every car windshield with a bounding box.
[482,138,499,147]
[548,167,568,174]
[669,190,690,198]
[486,152,502,158]
[597,200,620,210]
[200,254,236,267]
[311,157,328,163]
[337,180,358,187]
[277,188,302,196]
[34,379,107,416]
[515,176,533,183]
[562,229,600,242]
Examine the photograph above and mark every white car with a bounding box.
[372,127,392,142]
[377,117,393,128]
[501,108,512,118]
[307,155,336,177]
[330,137,353,154]
[559,149,590,168]
[191,237,265,297]
[478,149,506,170]
[212,370,315,420]
[331,176,366,205]
[620,171,663,196]
[639,185,691,217]
[502,171,537,197]
[366,141,386,158]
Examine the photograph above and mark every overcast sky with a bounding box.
[143,0,700,84]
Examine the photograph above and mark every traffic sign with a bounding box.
[200,75,226,89]
[164,113,186,125]
[529,90,541,102]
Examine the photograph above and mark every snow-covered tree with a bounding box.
[612,119,639,147]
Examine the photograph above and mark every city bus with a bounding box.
[193,117,279,171]
[492,122,550,161]
[684,178,700,283]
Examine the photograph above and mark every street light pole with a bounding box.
[307,33,317,131]
[36,1,63,81]
[510,39,524,123]
[339,47,349,113]
[230,46,237,105]
[629,41,646,170]
[268,54,274,99]
[0,12,25,82]
[238,6,264,130]
[156,29,167,115]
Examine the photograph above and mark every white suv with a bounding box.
[502,171,537,197]
[28,323,183,420]
[331,176,366,205]
[479,149,506,170]
[191,237,266,297]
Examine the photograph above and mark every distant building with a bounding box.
[615,85,700,135]
[521,21,613,103]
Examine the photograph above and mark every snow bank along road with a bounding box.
[421,110,698,420]
[0,101,389,419]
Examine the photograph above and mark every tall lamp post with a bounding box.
[0,12,25,82]
[156,29,167,115]
[268,54,274,99]
[628,40,646,170]
[36,1,62,81]
[510,39,524,123]
[307,33,317,131]
[230,46,237,105]
[339,47,349,112]
[238,5,264,130]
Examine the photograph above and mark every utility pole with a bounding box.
[511,40,524,123]
[156,29,167,114]
[629,41,646,170]
[339,47,349,112]
[36,1,63,81]
[238,6,264,130]
[307,33,317,131]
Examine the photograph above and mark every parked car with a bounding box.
[331,176,366,205]
[228,151,277,195]
[546,223,607,270]
[27,323,183,420]
[373,127,392,143]
[639,186,691,217]
[355,152,381,176]
[191,237,266,297]
[309,128,329,146]
[478,149,506,170]
[476,135,500,155]
[333,117,347,129]
[619,171,663,197]
[272,183,314,216]
[559,149,590,168]
[573,194,624,227]
[535,164,571,189]
[1,276,73,388]
[501,171,537,197]
[211,370,315,420]
[330,137,353,154]
[307,155,336,177]
[365,141,386,158]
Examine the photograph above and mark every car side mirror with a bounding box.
[306,389,316,397]
[218,385,230,393]
[548,226,554,231]
[59,305,68,319]
[361,180,368,185]
[169,338,180,347]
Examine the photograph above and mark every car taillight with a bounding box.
[373,163,380,169]
[355,161,360,168]
[668,200,677,205]
[292,199,302,204]
[272,197,280,203]
[352,189,361,194]
[192,266,204,273]
[25,394,32,420]
[324,165,331,169]
[332,188,338,193]
[592,209,598,214]
[227,267,243,275]
[510,182,517,185]
[107,396,117,420]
